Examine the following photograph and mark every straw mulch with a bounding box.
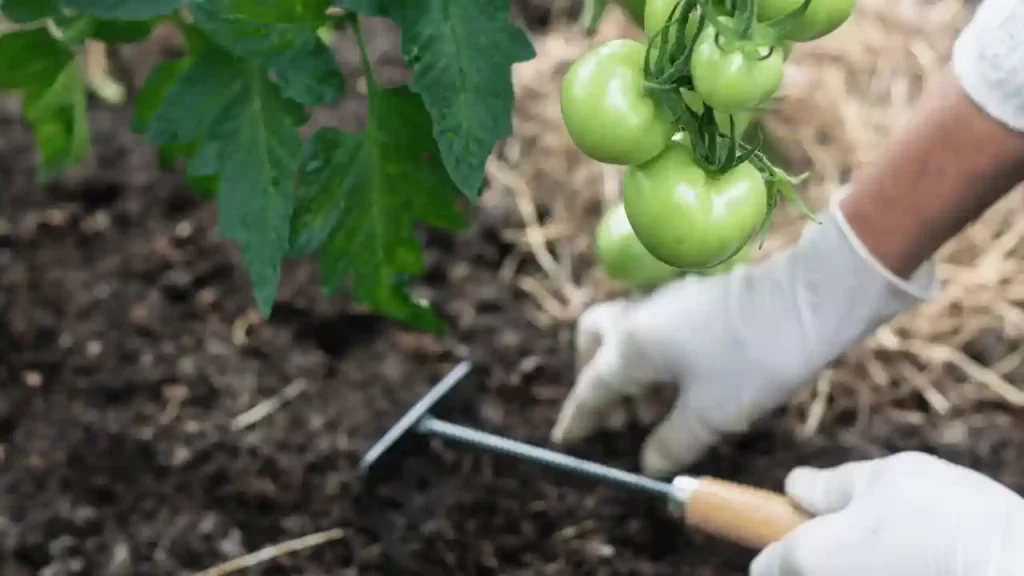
[486,0,1024,437]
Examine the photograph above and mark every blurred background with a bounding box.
[3,0,1022,574]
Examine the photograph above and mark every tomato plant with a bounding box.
[0,0,537,332]
[689,19,785,114]
[622,140,767,270]
[595,201,684,290]
[757,0,856,42]
[560,39,675,166]
[0,0,830,333]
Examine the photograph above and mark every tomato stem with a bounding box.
[733,0,756,38]
[759,0,813,42]
[348,15,377,88]
[581,0,610,36]
[644,0,703,85]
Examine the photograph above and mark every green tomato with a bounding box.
[689,21,785,114]
[696,241,750,275]
[757,0,856,42]
[561,39,675,166]
[680,88,753,137]
[595,201,684,290]
[622,140,768,269]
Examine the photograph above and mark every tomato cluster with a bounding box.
[565,0,854,289]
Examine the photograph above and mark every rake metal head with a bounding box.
[356,360,480,489]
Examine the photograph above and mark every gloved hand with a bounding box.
[550,190,939,477]
[750,451,1024,575]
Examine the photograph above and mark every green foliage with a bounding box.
[0,0,536,330]
[0,28,89,180]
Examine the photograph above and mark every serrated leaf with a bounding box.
[153,139,220,198]
[385,0,535,201]
[135,59,219,197]
[132,58,187,133]
[146,44,303,315]
[290,82,466,331]
[57,0,181,20]
[2,0,57,22]
[145,48,245,145]
[188,0,344,106]
[0,29,89,180]
[130,27,220,199]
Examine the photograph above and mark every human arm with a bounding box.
[550,0,1024,476]
[843,69,1024,279]
[846,0,1024,281]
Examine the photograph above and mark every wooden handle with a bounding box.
[679,476,811,550]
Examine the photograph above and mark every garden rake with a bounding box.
[358,360,810,551]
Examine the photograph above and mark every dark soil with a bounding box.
[3,9,1024,576]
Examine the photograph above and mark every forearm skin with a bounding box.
[838,0,1024,279]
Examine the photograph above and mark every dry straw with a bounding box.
[488,0,1024,435]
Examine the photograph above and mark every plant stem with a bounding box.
[350,16,376,88]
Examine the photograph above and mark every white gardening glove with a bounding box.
[750,451,1024,575]
[550,190,939,477]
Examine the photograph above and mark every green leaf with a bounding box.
[89,18,156,43]
[29,67,90,181]
[331,0,382,16]
[155,139,220,199]
[2,0,57,22]
[147,44,303,315]
[290,83,467,331]
[132,27,220,199]
[132,58,188,133]
[386,0,535,201]
[188,0,344,106]
[0,28,72,89]
[0,29,89,180]
[134,58,218,196]
[57,0,181,20]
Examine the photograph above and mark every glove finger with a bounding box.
[633,386,673,426]
[603,400,631,431]
[551,348,625,445]
[640,391,719,477]
[574,301,625,371]
[748,514,849,576]
[748,540,784,576]
[784,459,879,516]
